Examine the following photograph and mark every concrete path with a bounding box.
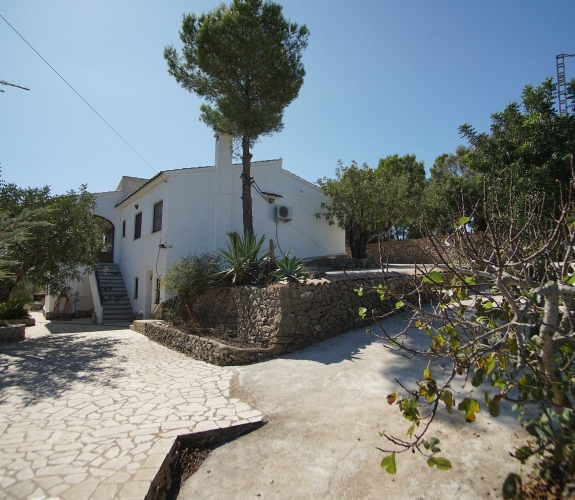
[0,313,262,499]
[180,317,528,499]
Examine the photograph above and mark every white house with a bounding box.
[44,133,345,321]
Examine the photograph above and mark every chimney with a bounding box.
[213,132,234,251]
[214,132,233,171]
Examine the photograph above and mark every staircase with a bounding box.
[96,263,133,322]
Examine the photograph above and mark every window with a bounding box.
[155,278,161,304]
[134,277,139,299]
[122,220,126,238]
[152,201,163,233]
[134,212,142,239]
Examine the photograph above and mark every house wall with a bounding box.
[232,161,344,258]
[44,275,93,318]
[77,134,344,320]
[115,179,171,317]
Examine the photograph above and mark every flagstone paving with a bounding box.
[0,313,263,499]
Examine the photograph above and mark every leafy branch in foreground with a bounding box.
[360,164,575,498]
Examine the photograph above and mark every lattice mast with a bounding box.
[556,54,575,115]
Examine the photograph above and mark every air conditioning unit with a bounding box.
[274,205,293,222]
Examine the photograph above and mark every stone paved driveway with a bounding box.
[0,313,262,499]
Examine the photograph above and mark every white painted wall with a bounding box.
[115,176,169,316]
[232,160,345,258]
[44,275,93,316]
[75,134,344,319]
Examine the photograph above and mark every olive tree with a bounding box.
[316,160,410,259]
[0,182,102,301]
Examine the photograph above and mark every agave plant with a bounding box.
[271,255,308,283]
[0,295,30,320]
[212,232,266,286]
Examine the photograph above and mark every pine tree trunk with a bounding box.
[241,134,254,237]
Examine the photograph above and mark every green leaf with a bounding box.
[458,216,471,226]
[358,307,367,319]
[423,271,444,284]
[561,274,575,285]
[423,437,440,450]
[464,276,476,285]
[354,287,364,297]
[427,456,452,470]
[423,367,432,380]
[486,356,497,375]
[395,301,404,309]
[472,370,484,387]
[492,377,506,390]
[502,473,522,499]
[488,399,500,417]
[406,424,416,438]
[380,453,397,474]
[440,390,455,414]
[458,398,481,423]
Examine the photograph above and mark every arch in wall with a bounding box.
[95,216,115,263]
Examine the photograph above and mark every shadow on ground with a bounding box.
[45,319,133,334]
[281,327,380,365]
[0,333,126,406]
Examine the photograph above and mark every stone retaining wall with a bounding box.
[139,323,274,366]
[0,324,26,343]
[1,317,35,327]
[139,274,433,365]
[364,238,456,264]
[186,274,425,358]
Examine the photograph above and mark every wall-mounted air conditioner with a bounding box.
[274,205,293,222]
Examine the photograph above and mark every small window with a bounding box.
[152,201,163,233]
[155,278,161,304]
[122,220,126,238]
[134,277,139,299]
[134,212,142,239]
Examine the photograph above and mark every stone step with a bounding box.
[101,298,131,304]
[96,263,133,323]
[102,315,133,321]
[101,294,129,299]
[101,303,132,310]
[101,288,129,294]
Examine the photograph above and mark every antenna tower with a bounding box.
[556,54,575,115]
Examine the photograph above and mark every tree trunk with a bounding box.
[540,286,570,407]
[0,270,25,302]
[241,134,254,237]
[347,229,368,259]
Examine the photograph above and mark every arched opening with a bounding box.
[95,216,115,262]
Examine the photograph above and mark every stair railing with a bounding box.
[88,271,104,324]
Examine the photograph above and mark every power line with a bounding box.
[287,221,334,255]
[0,79,30,92]
[0,14,155,173]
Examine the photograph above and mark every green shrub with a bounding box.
[0,295,30,320]
[163,253,222,301]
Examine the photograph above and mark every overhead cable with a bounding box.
[0,14,155,173]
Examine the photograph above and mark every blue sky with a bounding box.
[1,1,574,195]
